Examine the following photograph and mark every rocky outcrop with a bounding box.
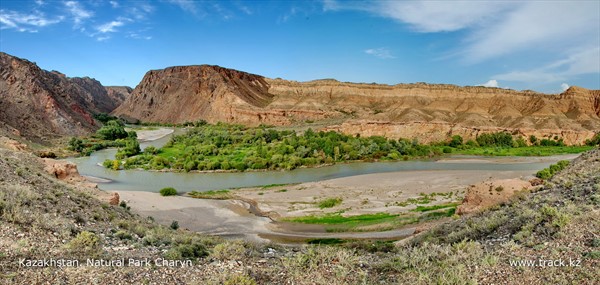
[42,159,84,183]
[105,86,132,106]
[108,192,120,206]
[456,179,534,215]
[0,136,27,151]
[113,64,600,144]
[0,52,127,143]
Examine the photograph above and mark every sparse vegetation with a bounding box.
[1,144,599,284]
[317,197,342,208]
[536,160,569,179]
[188,189,232,199]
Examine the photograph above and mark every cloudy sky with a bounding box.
[1,0,598,93]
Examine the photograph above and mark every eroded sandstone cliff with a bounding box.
[113,64,600,144]
[0,52,127,143]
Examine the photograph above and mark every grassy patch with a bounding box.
[285,213,398,225]
[188,190,232,200]
[261,183,292,189]
[318,197,343,209]
[307,238,346,245]
[454,146,593,156]
[411,202,460,212]
[285,208,458,232]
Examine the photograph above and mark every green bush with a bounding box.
[476,132,514,147]
[96,120,128,140]
[586,133,600,146]
[66,231,101,256]
[535,160,569,179]
[449,135,463,147]
[160,187,178,196]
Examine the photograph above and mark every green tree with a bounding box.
[96,120,128,140]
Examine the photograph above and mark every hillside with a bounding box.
[0,52,128,143]
[113,65,600,144]
[1,146,597,284]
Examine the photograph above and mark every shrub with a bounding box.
[170,220,180,230]
[318,197,343,209]
[67,231,101,256]
[585,133,600,146]
[211,240,246,261]
[115,230,132,240]
[224,275,257,285]
[160,187,178,196]
[536,169,552,179]
[96,120,128,140]
[68,137,85,152]
[448,135,463,147]
[476,132,513,147]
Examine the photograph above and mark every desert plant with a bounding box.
[211,240,246,261]
[66,231,101,256]
[318,197,343,209]
[170,220,179,230]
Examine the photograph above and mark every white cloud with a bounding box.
[65,1,93,25]
[0,9,62,32]
[110,1,119,8]
[128,32,152,40]
[378,1,512,33]
[561,83,570,92]
[479,79,499,88]
[464,2,599,62]
[494,47,600,84]
[324,1,512,33]
[96,20,124,33]
[128,4,155,20]
[167,0,197,14]
[364,47,395,59]
[325,1,599,87]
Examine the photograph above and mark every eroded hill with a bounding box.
[113,65,600,144]
[0,52,129,143]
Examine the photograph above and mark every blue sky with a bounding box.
[1,0,598,93]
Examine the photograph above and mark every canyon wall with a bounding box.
[0,52,127,143]
[114,64,600,144]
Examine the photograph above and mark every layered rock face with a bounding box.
[0,52,126,143]
[114,65,600,144]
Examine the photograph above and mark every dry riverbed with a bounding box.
[230,169,536,219]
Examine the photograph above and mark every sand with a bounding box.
[134,128,174,142]
[232,169,537,219]
[118,191,273,242]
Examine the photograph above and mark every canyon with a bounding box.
[1,51,598,145]
[114,65,600,144]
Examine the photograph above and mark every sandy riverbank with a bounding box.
[231,169,537,219]
[134,127,174,142]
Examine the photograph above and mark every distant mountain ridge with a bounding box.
[113,64,600,144]
[0,52,130,143]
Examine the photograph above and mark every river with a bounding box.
[71,128,576,193]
